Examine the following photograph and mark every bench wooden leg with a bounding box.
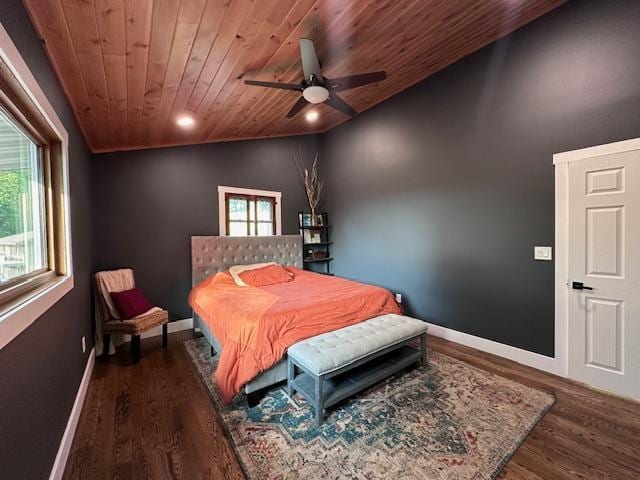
[162,323,168,348]
[103,334,111,357]
[287,357,295,397]
[420,333,427,365]
[315,375,324,426]
[131,335,141,364]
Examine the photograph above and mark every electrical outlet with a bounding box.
[395,293,402,304]
[534,246,553,261]
[81,336,86,353]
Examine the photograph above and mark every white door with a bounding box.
[568,148,640,399]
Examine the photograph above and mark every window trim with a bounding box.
[0,23,73,351]
[218,186,282,236]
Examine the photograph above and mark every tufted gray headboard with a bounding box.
[191,235,303,285]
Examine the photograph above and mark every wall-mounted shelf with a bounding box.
[299,211,332,275]
[303,257,334,263]
[299,225,331,230]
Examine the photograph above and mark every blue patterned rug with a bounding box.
[184,337,554,479]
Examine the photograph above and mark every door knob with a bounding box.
[572,281,593,291]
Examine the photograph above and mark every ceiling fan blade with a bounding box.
[244,80,301,91]
[286,96,310,118]
[324,93,357,116]
[327,71,387,92]
[299,38,323,82]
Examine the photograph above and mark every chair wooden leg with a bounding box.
[162,323,168,348]
[103,334,111,357]
[131,335,141,364]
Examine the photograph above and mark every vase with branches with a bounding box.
[294,147,324,225]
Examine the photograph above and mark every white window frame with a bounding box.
[0,23,73,351]
[218,185,282,236]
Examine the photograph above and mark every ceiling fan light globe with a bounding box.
[303,86,329,104]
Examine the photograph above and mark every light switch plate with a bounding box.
[534,246,552,261]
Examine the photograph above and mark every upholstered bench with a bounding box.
[287,314,428,426]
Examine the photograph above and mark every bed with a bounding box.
[191,235,303,403]
[190,235,401,404]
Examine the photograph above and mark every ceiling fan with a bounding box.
[244,38,386,118]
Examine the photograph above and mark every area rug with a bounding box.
[184,337,554,479]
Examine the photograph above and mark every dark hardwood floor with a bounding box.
[63,331,640,479]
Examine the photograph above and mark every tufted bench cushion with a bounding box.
[288,314,428,376]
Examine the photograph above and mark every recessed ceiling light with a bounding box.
[305,110,319,123]
[176,116,195,127]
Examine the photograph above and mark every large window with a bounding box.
[0,108,47,285]
[0,26,71,350]
[0,26,70,331]
[218,186,282,236]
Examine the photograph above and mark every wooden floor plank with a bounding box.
[63,331,640,480]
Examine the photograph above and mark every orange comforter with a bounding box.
[188,267,402,403]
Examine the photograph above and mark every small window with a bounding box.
[0,108,47,285]
[218,186,282,236]
[226,194,275,236]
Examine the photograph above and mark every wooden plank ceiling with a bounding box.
[23,0,565,153]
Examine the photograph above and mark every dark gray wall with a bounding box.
[92,136,320,319]
[0,2,94,479]
[322,0,640,356]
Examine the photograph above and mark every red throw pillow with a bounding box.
[238,264,294,287]
[110,287,152,319]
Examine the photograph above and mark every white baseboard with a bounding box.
[426,322,564,377]
[49,348,95,480]
[140,317,193,339]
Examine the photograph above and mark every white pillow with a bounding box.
[229,262,278,287]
